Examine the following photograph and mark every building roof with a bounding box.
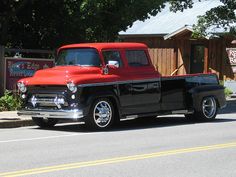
[164,25,193,40]
[59,42,148,51]
[119,0,224,37]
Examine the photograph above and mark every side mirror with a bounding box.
[108,60,119,68]
[102,61,119,75]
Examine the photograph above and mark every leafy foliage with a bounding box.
[193,0,236,38]
[0,0,234,48]
[0,0,168,49]
[0,90,22,111]
[224,87,233,98]
[169,0,194,12]
[219,80,233,98]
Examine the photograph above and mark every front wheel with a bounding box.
[185,97,218,121]
[32,117,58,128]
[85,98,114,130]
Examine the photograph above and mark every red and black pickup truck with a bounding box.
[17,43,226,130]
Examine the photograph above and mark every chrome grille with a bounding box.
[29,94,68,108]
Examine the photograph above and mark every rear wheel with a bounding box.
[202,97,217,119]
[85,98,115,130]
[32,117,58,128]
[185,97,218,121]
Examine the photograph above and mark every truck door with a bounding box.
[131,79,161,114]
[102,49,135,114]
[125,50,161,114]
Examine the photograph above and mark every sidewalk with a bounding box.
[0,98,236,128]
[0,111,34,128]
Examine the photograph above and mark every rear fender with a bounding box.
[189,85,226,111]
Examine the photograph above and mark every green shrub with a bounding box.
[224,87,233,98]
[0,90,22,111]
[219,80,233,98]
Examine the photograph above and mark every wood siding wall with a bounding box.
[122,36,236,80]
[124,37,178,75]
[208,38,236,80]
[148,48,176,76]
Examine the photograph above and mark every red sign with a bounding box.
[5,58,54,90]
[226,48,236,65]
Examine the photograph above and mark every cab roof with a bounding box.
[58,42,147,51]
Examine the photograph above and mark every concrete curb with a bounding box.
[226,98,236,105]
[0,119,34,128]
[0,111,34,128]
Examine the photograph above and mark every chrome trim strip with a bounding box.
[17,109,83,119]
[121,115,139,121]
[172,110,194,114]
[78,78,161,87]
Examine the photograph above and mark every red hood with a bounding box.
[18,65,158,86]
[19,66,106,85]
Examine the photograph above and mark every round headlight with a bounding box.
[67,82,77,93]
[17,82,27,93]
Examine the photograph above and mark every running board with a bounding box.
[121,110,194,121]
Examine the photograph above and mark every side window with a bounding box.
[102,50,123,67]
[126,50,149,67]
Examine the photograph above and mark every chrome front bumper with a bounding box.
[17,109,84,120]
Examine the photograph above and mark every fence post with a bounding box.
[0,46,5,96]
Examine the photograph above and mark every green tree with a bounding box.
[0,0,167,49]
[0,0,84,48]
[0,0,28,46]
[192,0,236,38]
[1,0,232,49]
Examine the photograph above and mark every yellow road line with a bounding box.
[1,142,236,177]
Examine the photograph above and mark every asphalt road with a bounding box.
[0,104,236,177]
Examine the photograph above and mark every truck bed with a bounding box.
[160,73,221,111]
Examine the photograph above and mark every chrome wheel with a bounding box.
[202,97,217,119]
[93,100,112,128]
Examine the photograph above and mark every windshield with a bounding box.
[56,48,101,66]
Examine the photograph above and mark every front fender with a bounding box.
[80,86,121,117]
